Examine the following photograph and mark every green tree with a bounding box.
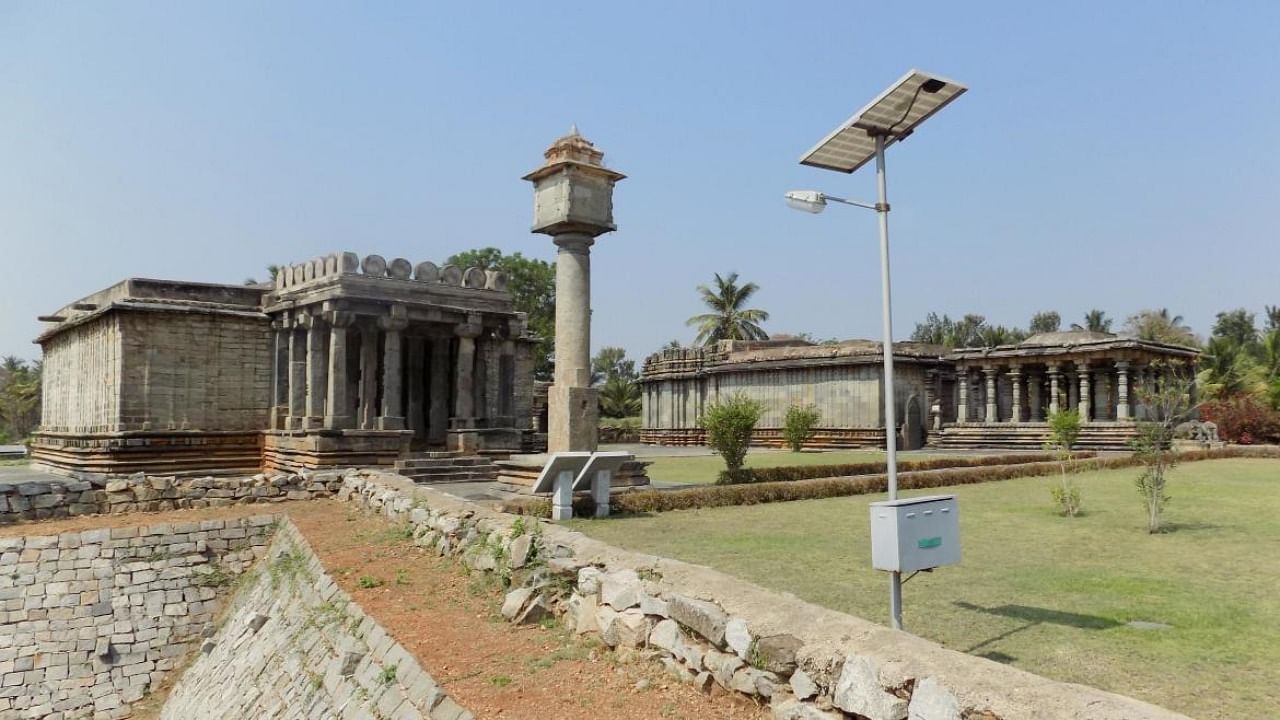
[591,346,636,386]
[447,248,556,381]
[0,357,41,442]
[598,375,642,418]
[1198,336,1257,399]
[910,313,988,348]
[1028,311,1061,334]
[1045,409,1082,517]
[1132,362,1197,533]
[1124,308,1198,346]
[978,324,1027,347]
[781,404,821,452]
[1265,305,1280,333]
[686,272,769,346]
[1072,309,1112,333]
[1212,308,1259,354]
[661,339,683,351]
[701,394,762,474]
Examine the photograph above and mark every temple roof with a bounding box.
[1020,330,1115,346]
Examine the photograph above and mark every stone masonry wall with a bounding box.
[116,311,271,433]
[39,316,123,434]
[0,515,275,719]
[0,471,343,525]
[336,470,1193,720]
[161,520,471,720]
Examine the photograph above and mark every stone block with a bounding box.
[833,655,908,720]
[600,569,642,610]
[907,677,961,720]
[669,595,728,647]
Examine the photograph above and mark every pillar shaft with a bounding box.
[288,325,306,428]
[359,325,378,430]
[1048,365,1060,416]
[453,323,481,423]
[1009,370,1023,423]
[304,315,327,429]
[1116,361,1131,420]
[956,367,969,422]
[1077,362,1092,422]
[554,234,593,388]
[378,307,408,430]
[428,338,450,445]
[984,367,998,423]
[325,311,354,429]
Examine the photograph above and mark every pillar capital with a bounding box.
[1075,359,1091,372]
[326,310,356,329]
[1115,360,1130,370]
[296,311,323,330]
[552,233,595,253]
[378,305,408,332]
[455,315,484,340]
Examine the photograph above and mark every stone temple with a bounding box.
[31,255,538,476]
[640,330,1200,451]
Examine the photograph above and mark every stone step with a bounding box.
[395,457,491,469]
[400,470,497,484]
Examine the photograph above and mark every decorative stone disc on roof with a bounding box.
[303,262,315,282]
[485,270,508,292]
[362,255,387,276]
[340,252,360,273]
[291,265,304,285]
[324,255,337,275]
[463,267,487,289]
[388,258,412,280]
[440,265,463,285]
[415,261,439,282]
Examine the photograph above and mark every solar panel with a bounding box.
[800,70,967,174]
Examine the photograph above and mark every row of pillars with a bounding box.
[271,308,498,438]
[955,359,1179,423]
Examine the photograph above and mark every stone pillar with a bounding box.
[301,313,327,429]
[449,318,483,453]
[1028,371,1043,421]
[406,336,426,437]
[524,129,624,453]
[1116,360,1131,420]
[270,318,289,430]
[428,338,450,446]
[378,306,408,430]
[288,322,307,430]
[1047,364,1060,417]
[984,366,999,423]
[324,311,355,430]
[359,324,379,430]
[956,366,969,422]
[500,339,516,418]
[1077,361,1091,422]
[1009,368,1023,423]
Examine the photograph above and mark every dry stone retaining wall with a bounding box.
[337,469,1193,720]
[0,471,342,525]
[0,514,275,719]
[160,520,471,720]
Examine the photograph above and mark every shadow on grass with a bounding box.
[1157,521,1223,533]
[955,601,1121,654]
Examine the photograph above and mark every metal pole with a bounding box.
[874,133,903,631]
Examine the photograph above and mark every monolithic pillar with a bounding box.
[428,338,450,446]
[956,366,969,422]
[359,324,379,430]
[325,310,355,430]
[378,306,408,430]
[271,318,289,430]
[406,336,426,437]
[1009,368,1023,423]
[1116,360,1131,420]
[288,321,307,430]
[984,366,999,423]
[1077,361,1092,422]
[1028,371,1043,421]
[524,128,625,453]
[301,313,327,430]
[453,318,482,423]
[1047,364,1061,417]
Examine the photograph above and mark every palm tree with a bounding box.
[598,375,642,418]
[1124,308,1197,346]
[1071,309,1112,334]
[686,272,770,346]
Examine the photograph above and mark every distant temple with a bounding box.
[640,331,1200,450]
[31,252,540,476]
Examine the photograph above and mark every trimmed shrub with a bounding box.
[781,404,821,452]
[716,450,1096,485]
[701,394,763,472]
[500,445,1280,518]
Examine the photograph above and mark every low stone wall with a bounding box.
[161,520,471,720]
[0,471,342,525]
[0,515,275,719]
[337,470,1192,720]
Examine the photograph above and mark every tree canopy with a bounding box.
[1124,308,1199,346]
[1028,311,1061,334]
[447,248,556,381]
[0,357,41,443]
[685,272,769,346]
[1072,309,1113,333]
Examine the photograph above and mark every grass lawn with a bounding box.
[571,458,1280,719]
[643,449,953,485]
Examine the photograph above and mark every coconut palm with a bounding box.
[1124,308,1198,346]
[1072,309,1112,334]
[686,272,770,346]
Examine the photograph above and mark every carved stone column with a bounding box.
[325,310,355,429]
[1116,360,1131,420]
[984,366,999,423]
[378,306,408,430]
[1009,367,1023,423]
[449,317,483,453]
[270,317,289,430]
[1047,363,1061,417]
[300,313,327,430]
[406,336,426,437]
[288,318,307,430]
[428,338,450,446]
[359,324,378,430]
[956,365,969,423]
[1076,361,1092,422]
[1029,370,1043,421]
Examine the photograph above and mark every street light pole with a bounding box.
[873,133,903,630]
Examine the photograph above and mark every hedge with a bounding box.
[501,445,1280,518]
[716,451,1097,485]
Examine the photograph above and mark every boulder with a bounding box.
[500,587,534,621]
[755,634,804,675]
[515,594,551,625]
[509,534,533,569]
[702,649,744,688]
[907,677,961,720]
[771,697,844,720]
[602,608,650,648]
[730,666,780,698]
[669,595,728,646]
[790,668,819,700]
[833,655,908,720]
[600,569,642,610]
[725,617,752,658]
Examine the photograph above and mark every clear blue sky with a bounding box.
[3,1,1278,363]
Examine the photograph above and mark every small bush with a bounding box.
[1046,409,1083,517]
[357,575,384,589]
[781,404,821,452]
[701,394,763,472]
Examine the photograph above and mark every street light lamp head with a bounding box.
[784,190,826,214]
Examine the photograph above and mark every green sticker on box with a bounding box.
[918,536,942,549]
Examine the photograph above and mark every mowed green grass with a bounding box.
[643,449,953,485]
[571,458,1280,719]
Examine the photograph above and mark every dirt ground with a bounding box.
[12,500,767,719]
[288,500,767,720]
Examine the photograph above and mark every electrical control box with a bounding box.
[869,495,960,573]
